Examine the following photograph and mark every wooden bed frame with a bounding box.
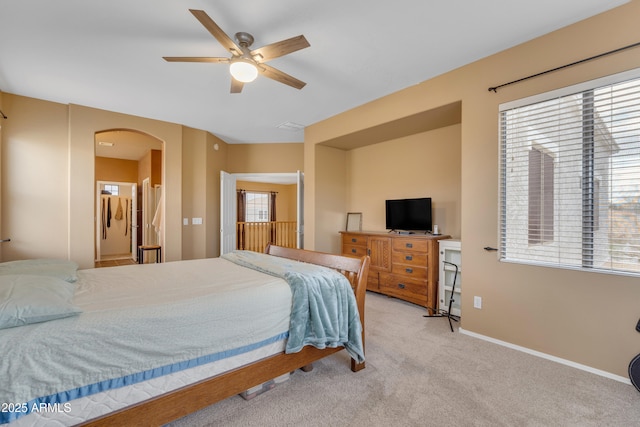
[80,245,370,427]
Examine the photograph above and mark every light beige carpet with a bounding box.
[168,292,640,427]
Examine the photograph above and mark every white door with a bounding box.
[130,184,137,261]
[220,171,237,255]
[296,170,304,249]
[142,178,153,245]
[95,183,102,262]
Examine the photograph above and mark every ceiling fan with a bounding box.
[163,9,310,93]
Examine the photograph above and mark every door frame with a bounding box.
[95,181,137,261]
[220,171,303,255]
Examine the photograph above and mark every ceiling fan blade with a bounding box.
[230,78,244,94]
[259,64,306,90]
[189,9,242,55]
[163,57,229,63]
[250,35,310,62]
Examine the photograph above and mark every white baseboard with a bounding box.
[458,328,631,385]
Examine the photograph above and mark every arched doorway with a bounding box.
[94,129,163,265]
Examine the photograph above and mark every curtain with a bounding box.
[237,190,246,250]
[270,192,277,243]
[269,192,277,221]
[237,190,246,222]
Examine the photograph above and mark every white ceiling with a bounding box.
[95,129,163,161]
[0,0,628,144]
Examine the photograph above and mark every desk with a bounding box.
[138,245,161,264]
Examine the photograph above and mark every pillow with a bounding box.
[0,259,79,282]
[0,274,82,329]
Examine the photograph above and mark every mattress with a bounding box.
[8,340,286,426]
[1,258,293,426]
[8,339,286,426]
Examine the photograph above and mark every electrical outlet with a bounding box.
[474,296,482,309]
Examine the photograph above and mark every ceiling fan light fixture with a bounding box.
[230,59,258,83]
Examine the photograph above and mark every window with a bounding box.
[103,184,119,196]
[244,192,269,222]
[500,69,640,276]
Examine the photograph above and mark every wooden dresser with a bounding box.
[340,231,449,310]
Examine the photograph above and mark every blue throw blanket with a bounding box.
[222,251,365,363]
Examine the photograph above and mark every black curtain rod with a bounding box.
[237,189,279,193]
[488,41,640,93]
[0,109,6,119]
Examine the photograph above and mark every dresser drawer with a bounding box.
[391,251,428,267]
[342,244,367,258]
[391,264,427,280]
[342,233,367,247]
[392,238,429,253]
[379,274,427,305]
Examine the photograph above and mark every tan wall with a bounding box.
[206,134,227,258]
[96,157,138,183]
[227,143,303,173]
[314,145,348,253]
[138,149,162,187]
[306,2,640,378]
[151,149,161,186]
[346,124,461,238]
[0,94,70,260]
[180,128,229,260]
[283,184,297,221]
[181,127,206,260]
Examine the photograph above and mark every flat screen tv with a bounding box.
[385,197,432,233]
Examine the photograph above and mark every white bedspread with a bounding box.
[0,258,292,425]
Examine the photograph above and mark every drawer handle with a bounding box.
[351,248,356,253]
[351,238,357,243]
[406,243,413,248]
[405,255,413,261]
[405,268,413,274]
[398,283,406,289]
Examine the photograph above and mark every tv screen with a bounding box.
[385,197,432,232]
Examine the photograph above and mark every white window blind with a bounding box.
[500,69,640,276]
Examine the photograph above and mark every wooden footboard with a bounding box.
[81,246,370,427]
[265,243,370,350]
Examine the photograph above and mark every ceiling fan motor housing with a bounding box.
[235,32,254,48]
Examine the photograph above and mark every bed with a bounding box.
[0,245,370,426]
